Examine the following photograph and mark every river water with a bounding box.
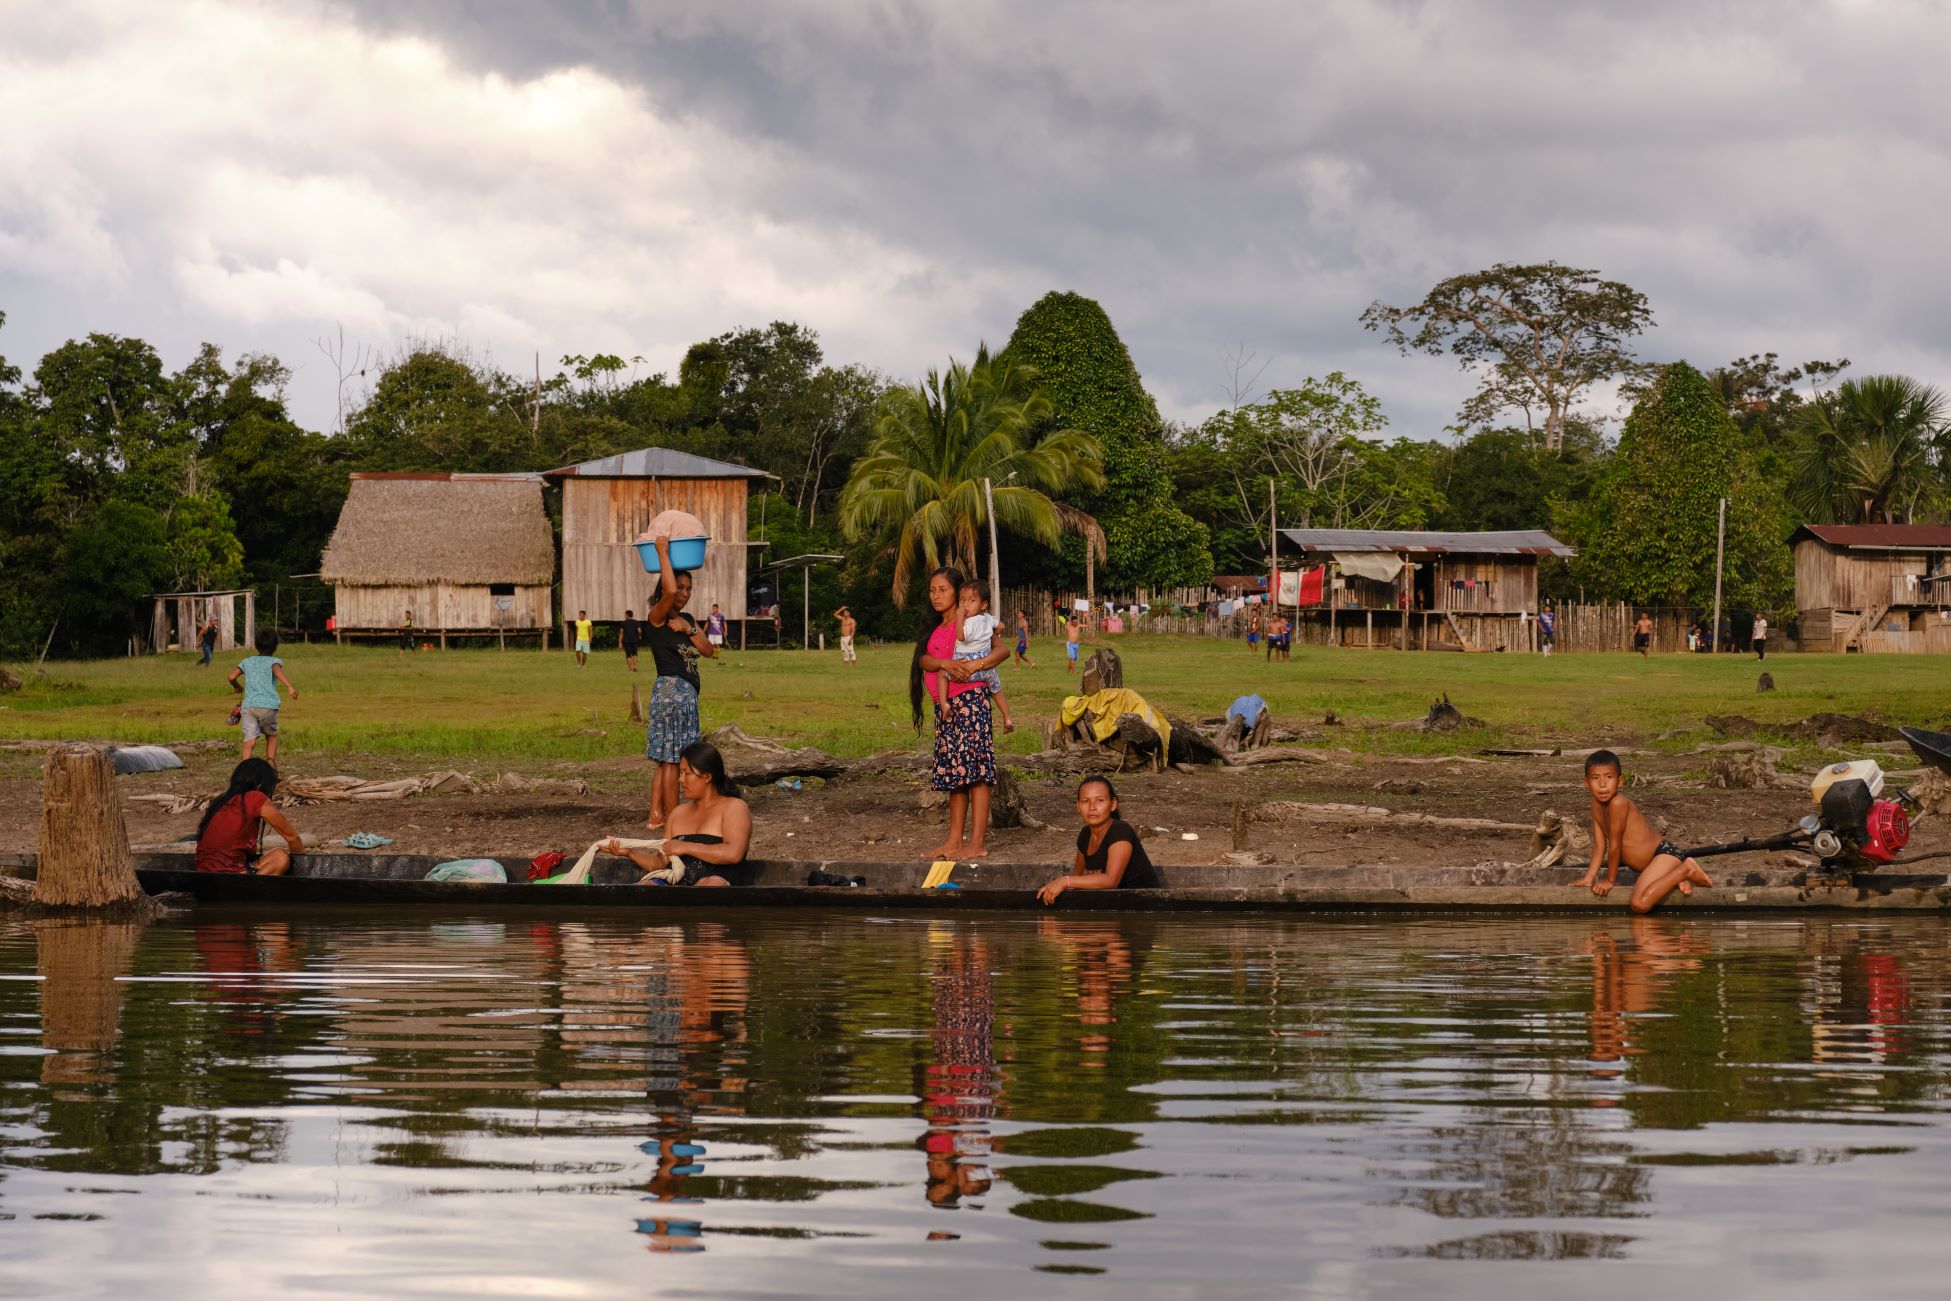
[2,910,1947,1299]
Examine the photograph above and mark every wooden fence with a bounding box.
[994,586,1752,654]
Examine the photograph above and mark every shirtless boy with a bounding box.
[1574,749,1711,913]
[1632,611,1654,656]
[836,606,858,664]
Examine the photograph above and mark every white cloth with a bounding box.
[1753,618,1768,640]
[1332,552,1406,583]
[955,612,998,658]
[546,836,665,885]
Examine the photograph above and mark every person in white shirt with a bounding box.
[954,582,1014,733]
[1751,613,1769,661]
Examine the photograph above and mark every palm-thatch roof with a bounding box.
[321,475,556,586]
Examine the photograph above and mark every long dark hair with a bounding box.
[678,740,740,797]
[196,758,280,842]
[909,565,966,730]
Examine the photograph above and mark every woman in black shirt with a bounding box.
[643,534,718,828]
[1037,776,1162,904]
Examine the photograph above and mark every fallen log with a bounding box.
[1253,800,1534,834]
[704,725,847,782]
[1224,746,1354,767]
[1165,717,1229,767]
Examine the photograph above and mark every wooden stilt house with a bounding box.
[1791,524,1951,653]
[320,473,556,647]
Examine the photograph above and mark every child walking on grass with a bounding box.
[1574,749,1711,913]
[949,582,1014,733]
[228,630,298,764]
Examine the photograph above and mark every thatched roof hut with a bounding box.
[321,474,556,643]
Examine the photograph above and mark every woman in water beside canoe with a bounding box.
[605,741,751,886]
[1036,776,1162,904]
[194,758,307,875]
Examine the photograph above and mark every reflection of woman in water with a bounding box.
[919,936,999,1210]
[635,922,751,1251]
[1037,919,1137,1065]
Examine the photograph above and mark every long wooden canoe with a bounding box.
[3,851,1948,912]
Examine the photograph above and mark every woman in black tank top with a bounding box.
[1036,776,1161,905]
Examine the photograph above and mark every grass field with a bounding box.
[2,635,1946,769]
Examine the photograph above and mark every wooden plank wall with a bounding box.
[560,477,751,624]
[1430,555,1539,614]
[334,583,551,631]
[1796,539,1945,611]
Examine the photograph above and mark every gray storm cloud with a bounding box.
[2,0,1943,435]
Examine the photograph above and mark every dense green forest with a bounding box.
[2,267,1944,659]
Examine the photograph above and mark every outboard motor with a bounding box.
[1810,761,1910,865]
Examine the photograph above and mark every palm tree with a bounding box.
[839,345,1105,601]
[1788,375,1947,524]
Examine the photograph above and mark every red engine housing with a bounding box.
[1861,800,1910,863]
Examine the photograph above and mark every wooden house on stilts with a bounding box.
[544,448,775,641]
[1791,524,1951,653]
[320,473,556,647]
[1274,528,1574,651]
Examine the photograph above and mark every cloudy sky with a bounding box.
[3,0,1946,437]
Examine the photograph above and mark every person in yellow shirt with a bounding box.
[573,610,594,668]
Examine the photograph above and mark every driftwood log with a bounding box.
[34,745,159,916]
[1253,800,1534,834]
[991,768,1049,830]
[704,725,847,782]
[1165,717,1229,767]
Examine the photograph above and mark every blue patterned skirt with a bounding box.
[930,690,997,792]
[645,676,701,763]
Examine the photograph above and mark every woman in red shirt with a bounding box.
[194,759,306,875]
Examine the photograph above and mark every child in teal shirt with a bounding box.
[228,630,300,763]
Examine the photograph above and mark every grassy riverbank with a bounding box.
[3,635,1945,767]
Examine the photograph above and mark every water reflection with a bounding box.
[1,911,1948,1295]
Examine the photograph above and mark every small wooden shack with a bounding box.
[320,473,555,647]
[544,447,775,634]
[1791,524,1951,653]
[147,589,255,654]
[1275,528,1574,651]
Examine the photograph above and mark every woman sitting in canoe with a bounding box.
[604,741,751,887]
[194,758,306,875]
[1036,776,1163,905]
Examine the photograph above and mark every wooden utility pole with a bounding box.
[1268,478,1278,614]
[1712,495,1727,654]
[983,477,1002,617]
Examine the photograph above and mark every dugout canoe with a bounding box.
[3,851,1949,912]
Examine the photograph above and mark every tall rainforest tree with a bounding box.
[1362,261,1655,451]
[839,346,1104,602]
[1568,362,1792,612]
[1787,375,1947,524]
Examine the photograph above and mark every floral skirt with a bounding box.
[931,690,997,792]
[645,676,701,763]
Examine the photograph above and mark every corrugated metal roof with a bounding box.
[1792,524,1951,549]
[1276,528,1575,557]
[542,447,777,480]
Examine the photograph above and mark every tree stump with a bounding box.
[629,682,645,723]
[1115,713,1164,771]
[991,768,1048,830]
[1165,717,1229,767]
[1247,710,1273,749]
[34,745,155,914]
[1080,648,1124,695]
[1216,715,1245,753]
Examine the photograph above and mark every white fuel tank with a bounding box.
[1810,758,1885,804]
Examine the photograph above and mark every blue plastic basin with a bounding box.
[636,536,709,573]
